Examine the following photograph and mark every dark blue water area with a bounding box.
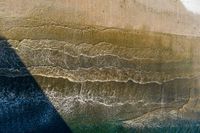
[0,39,72,133]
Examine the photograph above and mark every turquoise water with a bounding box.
[69,120,200,133]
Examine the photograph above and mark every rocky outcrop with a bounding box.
[0,0,200,132]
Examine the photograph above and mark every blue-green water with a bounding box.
[1,37,200,133]
[69,120,200,133]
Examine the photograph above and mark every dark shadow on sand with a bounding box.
[0,36,72,133]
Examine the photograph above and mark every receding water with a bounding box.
[0,38,200,133]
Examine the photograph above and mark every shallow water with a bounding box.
[69,120,200,133]
[0,36,200,133]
